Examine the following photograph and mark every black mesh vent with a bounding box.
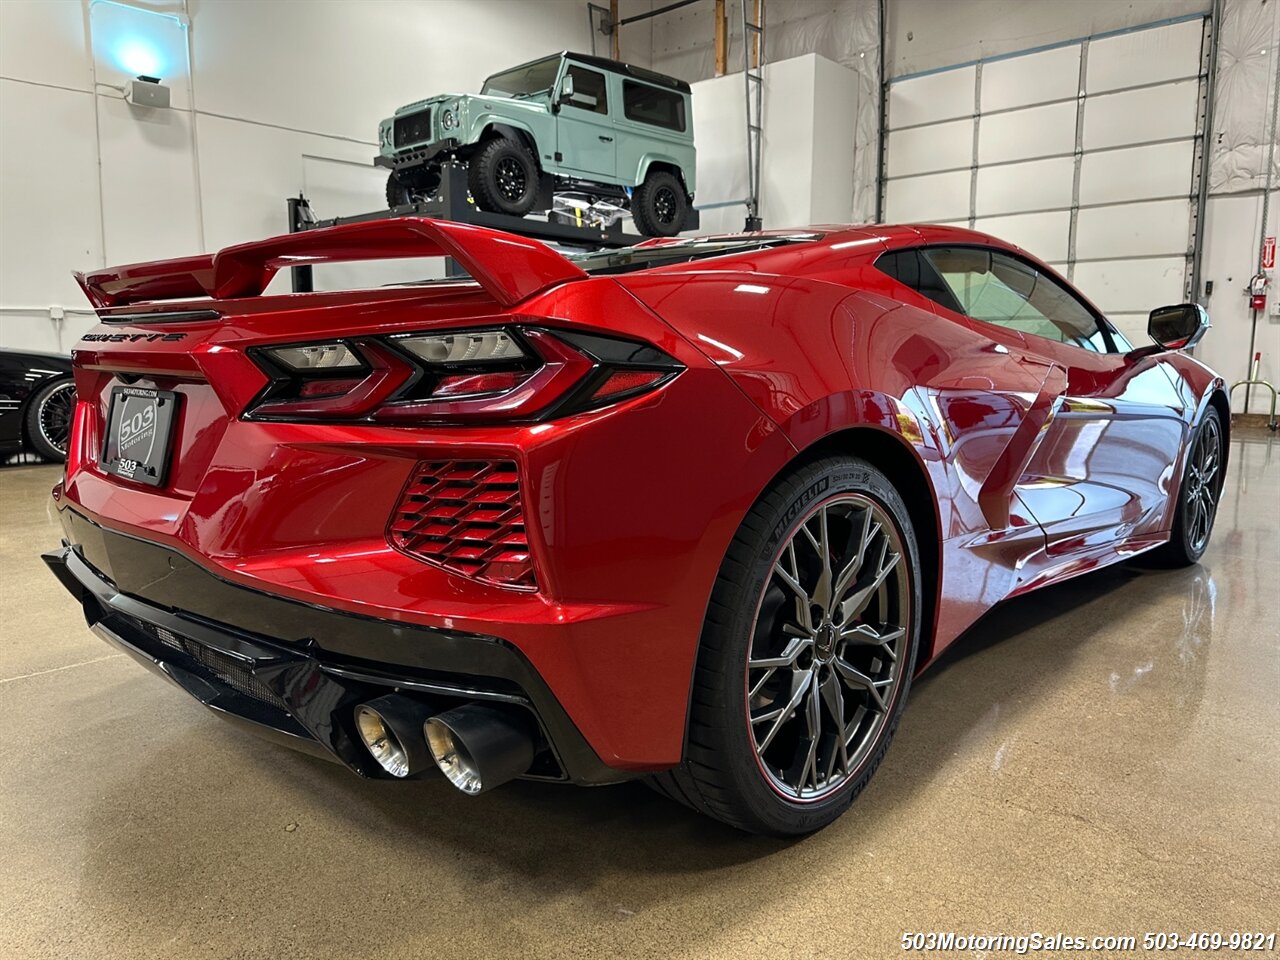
[393,109,432,148]
[136,621,287,711]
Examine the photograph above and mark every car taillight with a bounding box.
[247,326,681,423]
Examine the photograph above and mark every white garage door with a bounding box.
[882,16,1210,346]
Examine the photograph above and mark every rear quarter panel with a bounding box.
[619,254,1105,662]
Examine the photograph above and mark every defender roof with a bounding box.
[562,51,692,94]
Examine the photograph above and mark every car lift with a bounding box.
[284,162,694,292]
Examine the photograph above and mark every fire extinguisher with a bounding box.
[1248,272,1269,312]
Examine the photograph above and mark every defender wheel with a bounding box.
[25,377,75,462]
[468,138,538,216]
[650,456,921,835]
[385,169,440,209]
[1151,406,1224,567]
[631,170,688,237]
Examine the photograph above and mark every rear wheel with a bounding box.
[1151,406,1224,567]
[650,456,921,835]
[631,169,687,237]
[25,377,75,462]
[468,138,538,216]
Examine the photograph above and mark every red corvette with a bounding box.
[45,218,1226,835]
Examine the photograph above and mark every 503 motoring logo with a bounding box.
[112,389,162,479]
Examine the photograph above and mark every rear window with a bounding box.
[571,235,819,274]
[623,81,686,132]
[875,249,963,315]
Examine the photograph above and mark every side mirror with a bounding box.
[558,74,575,104]
[1148,303,1210,351]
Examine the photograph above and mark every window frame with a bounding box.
[878,243,1123,355]
[563,65,609,116]
[621,79,687,132]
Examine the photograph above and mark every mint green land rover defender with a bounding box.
[375,52,696,237]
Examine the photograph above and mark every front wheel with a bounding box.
[1151,405,1224,567]
[467,138,538,216]
[25,377,75,462]
[650,456,921,835]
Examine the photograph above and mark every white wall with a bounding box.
[620,0,880,220]
[691,52,857,235]
[0,0,590,353]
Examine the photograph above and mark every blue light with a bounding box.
[115,38,163,78]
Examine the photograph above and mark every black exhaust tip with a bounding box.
[354,695,436,778]
[424,704,536,795]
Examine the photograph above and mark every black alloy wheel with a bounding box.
[1153,405,1224,566]
[649,456,921,835]
[26,378,76,462]
[468,138,539,216]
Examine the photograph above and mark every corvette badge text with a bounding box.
[81,333,187,342]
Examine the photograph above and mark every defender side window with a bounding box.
[623,80,686,132]
[921,247,1109,352]
[565,67,608,115]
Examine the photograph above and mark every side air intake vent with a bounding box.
[389,460,536,590]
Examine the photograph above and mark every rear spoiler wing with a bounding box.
[74,217,589,309]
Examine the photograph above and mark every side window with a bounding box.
[874,249,963,316]
[623,80,687,131]
[921,247,1109,351]
[565,67,608,115]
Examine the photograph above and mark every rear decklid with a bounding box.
[64,218,591,533]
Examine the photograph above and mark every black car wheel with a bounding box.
[649,455,921,835]
[25,377,76,462]
[632,170,688,238]
[468,138,538,216]
[1152,405,1224,567]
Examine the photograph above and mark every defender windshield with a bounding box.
[570,235,821,275]
[481,56,563,99]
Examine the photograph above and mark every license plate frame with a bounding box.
[101,386,180,488]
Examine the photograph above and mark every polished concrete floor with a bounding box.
[2,435,1277,959]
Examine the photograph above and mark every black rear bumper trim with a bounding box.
[44,511,622,784]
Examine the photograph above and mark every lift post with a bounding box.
[742,0,765,231]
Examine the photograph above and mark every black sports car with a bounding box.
[0,349,75,461]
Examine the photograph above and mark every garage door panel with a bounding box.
[975,157,1074,216]
[888,118,974,176]
[888,66,976,128]
[1105,313,1152,349]
[1076,198,1191,259]
[974,211,1071,262]
[978,100,1077,165]
[1073,258,1186,314]
[1086,18,1204,93]
[1083,79,1198,150]
[981,44,1081,113]
[885,170,971,222]
[885,20,1201,303]
[1078,140,1196,205]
